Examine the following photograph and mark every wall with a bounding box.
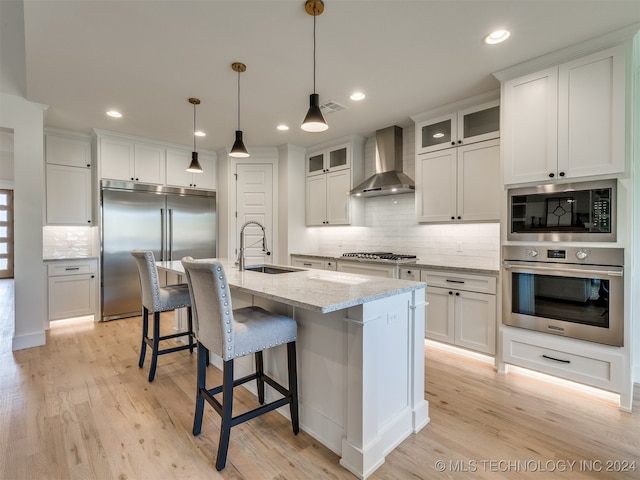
[297,124,500,270]
[632,30,639,384]
[0,92,47,350]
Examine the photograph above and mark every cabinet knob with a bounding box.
[87,220,91,223]
[559,172,565,177]
[86,164,91,168]
[451,142,456,146]
[457,140,462,144]
[131,177,134,180]
[457,216,461,220]
[455,292,460,296]
[451,216,455,220]
[449,291,453,295]
[549,173,555,178]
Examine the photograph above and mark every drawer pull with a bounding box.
[542,354,571,364]
[65,267,80,271]
[446,279,465,284]
[303,263,313,266]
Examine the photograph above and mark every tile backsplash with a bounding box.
[306,193,500,270]
[43,226,97,259]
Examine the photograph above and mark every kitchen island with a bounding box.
[157,259,429,479]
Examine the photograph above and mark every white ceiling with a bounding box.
[20,0,640,152]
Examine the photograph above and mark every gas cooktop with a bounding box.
[341,252,417,261]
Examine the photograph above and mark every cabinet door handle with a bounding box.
[65,267,80,271]
[549,172,555,178]
[542,354,570,364]
[446,279,465,284]
[303,263,313,267]
[559,172,565,177]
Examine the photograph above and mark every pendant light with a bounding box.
[186,97,203,173]
[230,62,250,157]
[301,0,328,132]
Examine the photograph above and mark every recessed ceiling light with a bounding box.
[277,124,289,131]
[350,92,366,101]
[106,110,122,118]
[194,131,206,137]
[484,29,510,45]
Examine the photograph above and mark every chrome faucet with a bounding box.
[236,220,271,271]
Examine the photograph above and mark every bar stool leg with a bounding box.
[187,307,194,354]
[255,351,265,405]
[138,307,149,368]
[148,311,161,382]
[193,343,207,436]
[216,359,235,471]
[287,342,300,434]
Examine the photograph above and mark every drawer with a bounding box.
[400,267,420,281]
[292,257,325,269]
[503,328,623,393]
[48,260,97,276]
[422,270,496,294]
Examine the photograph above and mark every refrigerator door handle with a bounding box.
[168,208,174,261]
[160,208,166,261]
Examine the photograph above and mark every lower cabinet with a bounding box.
[291,256,337,271]
[47,259,98,321]
[337,260,397,278]
[421,269,497,355]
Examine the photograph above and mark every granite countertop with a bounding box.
[290,253,499,274]
[43,256,99,262]
[157,258,426,314]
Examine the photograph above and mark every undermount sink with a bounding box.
[244,264,303,274]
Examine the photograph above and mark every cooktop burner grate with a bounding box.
[341,252,417,260]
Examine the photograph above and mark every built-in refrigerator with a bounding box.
[101,180,216,320]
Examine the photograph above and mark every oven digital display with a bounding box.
[547,249,566,259]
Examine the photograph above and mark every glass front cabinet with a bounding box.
[306,143,350,176]
[415,99,500,155]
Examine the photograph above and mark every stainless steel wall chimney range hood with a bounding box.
[350,125,415,197]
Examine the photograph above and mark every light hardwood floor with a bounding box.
[1,280,638,479]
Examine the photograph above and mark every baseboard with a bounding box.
[12,331,46,351]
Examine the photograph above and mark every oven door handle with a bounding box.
[503,262,623,277]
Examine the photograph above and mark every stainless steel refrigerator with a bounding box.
[101,180,216,320]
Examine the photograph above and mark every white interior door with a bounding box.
[236,163,273,266]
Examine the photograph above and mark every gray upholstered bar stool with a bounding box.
[131,250,194,382]
[181,257,299,471]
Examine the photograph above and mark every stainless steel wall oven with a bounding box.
[503,245,624,346]
[507,180,616,242]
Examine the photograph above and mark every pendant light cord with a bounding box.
[237,70,241,130]
[193,103,197,151]
[312,4,317,93]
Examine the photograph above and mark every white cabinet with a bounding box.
[337,261,397,278]
[47,259,98,321]
[44,131,93,225]
[502,327,623,393]
[46,165,92,225]
[414,99,499,155]
[502,45,625,184]
[291,256,337,271]
[306,143,350,176]
[399,267,420,282]
[99,136,166,184]
[166,149,217,190]
[423,269,497,355]
[416,139,500,223]
[305,136,364,226]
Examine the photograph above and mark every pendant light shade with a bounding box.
[186,97,203,173]
[230,62,250,158]
[301,0,328,132]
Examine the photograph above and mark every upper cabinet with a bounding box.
[166,149,217,190]
[416,139,501,223]
[94,130,217,191]
[502,45,626,185]
[44,130,93,225]
[414,99,500,155]
[306,142,351,177]
[305,136,364,226]
[99,135,165,184]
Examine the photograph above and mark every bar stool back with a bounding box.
[181,257,299,471]
[131,250,194,382]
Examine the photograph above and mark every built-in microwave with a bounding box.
[507,180,616,242]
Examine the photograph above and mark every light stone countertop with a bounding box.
[157,258,426,314]
[290,253,499,274]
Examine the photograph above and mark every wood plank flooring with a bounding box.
[1,279,639,479]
